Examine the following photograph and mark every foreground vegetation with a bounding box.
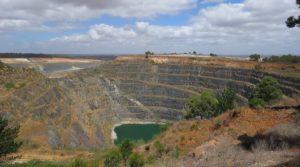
[0,116,22,163]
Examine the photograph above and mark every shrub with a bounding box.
[190,124,199,131]
[185,90,218,119]
[216,88,237,115]
[0,116,22,161]
[213,118,222,129]
[170,147,180,159]
[185,88,237,119]
[145,155,156,164]
[119,139,134,164]
[249,76,282,107]
[154,141,166,158]
[70,159,88,167]
[129,153,145,167]
[249,54,260,61]
[104,149,122,167]
[249,98,266,108]
[4,82,15,90]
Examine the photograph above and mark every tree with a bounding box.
[0,116,22,161]
[192,51,197,55]
[249,54,261,61]
[286,0,300,28]
[119,139,134,164]
[185,90,218,119]
[249,76,283,107]
[216,88,237,115]
[210,53,218,57]
[145,51,154,58]
[104,149,122,167]
[129,153,145,167]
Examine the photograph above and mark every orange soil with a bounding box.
[156,107,295,152]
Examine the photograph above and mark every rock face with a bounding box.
[0,59,299,149]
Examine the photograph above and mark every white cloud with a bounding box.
[89,24,137,40]
[202,0,224,4]
[0,0,299,54]
[0,0,197,32]
[44,0,300,54]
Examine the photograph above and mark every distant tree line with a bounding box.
[263,54,300,63]
[248,54,300,63]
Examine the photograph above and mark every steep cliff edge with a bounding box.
[0,57,299,150]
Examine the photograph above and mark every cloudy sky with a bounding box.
[0,0,299,55]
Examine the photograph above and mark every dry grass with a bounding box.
[156,107,294,151]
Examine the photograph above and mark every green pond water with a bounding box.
[114,124,164,145]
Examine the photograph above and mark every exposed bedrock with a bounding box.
[96,61,300,97]
[1,60,299,149]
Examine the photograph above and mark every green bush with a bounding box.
[216,88,237,115]
[213,118,222,129]
[154,141,166,158]
[145,155,156,164]
[104,149,122,167]
[70,159,88,167]
[190,124,199,131]
[129,153,145,167]
[185,89,237,119]
[0,116,22,161]
[249,76,282,107]
[119,139,134,164]
[170,147,180,159]
[4,82,15,90]
[252,76,282,103]
[249,98,266,108]
[185,90,218,119]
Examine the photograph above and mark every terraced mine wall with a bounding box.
[1,59,299,149]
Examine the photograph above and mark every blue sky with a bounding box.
[0,0,299,55]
